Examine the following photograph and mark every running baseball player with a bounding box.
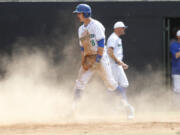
[72,4,134,119]
[107,21,134,119]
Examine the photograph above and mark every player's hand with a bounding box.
[82,63,89,70]
[82,60,89,71]
[116,61,128,69]
[176,51,180,59]
[122,63,128,70]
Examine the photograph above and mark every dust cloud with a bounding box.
[0,36,80,125]
[0,33,178,126]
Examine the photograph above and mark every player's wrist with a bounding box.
[121,62,126,66]
[96,54,102,63]
[115,60,121,65]
[80,47,84,51]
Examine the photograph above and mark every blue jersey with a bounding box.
[170,41,180,74]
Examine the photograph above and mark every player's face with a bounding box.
[115,28,126,36]
[119,28,125,35]
[77,13,85,22]
[177,36,180,42]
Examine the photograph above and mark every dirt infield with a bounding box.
[0,121,180,135]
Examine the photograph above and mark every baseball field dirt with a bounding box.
[0,112,180,135]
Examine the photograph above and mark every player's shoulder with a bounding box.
[92,19,102,25]
[170,41,180,51]
[91,19,105,30]
[108,32,119,40]
[171,41,179,47]
[78,25,84,32]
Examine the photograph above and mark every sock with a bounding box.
[115,86,127,100]
[74,89,83,101]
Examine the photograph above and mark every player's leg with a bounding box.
[113,64,134,119]
[97,56,128,98]
[172,74,180,109]
[97,54,118,91]
[112,65,130,102]
[74,66,95,101]
[110,63,128,100]
[72,66,95,113]
[98,56,134,119]
[97,54,128,94]
[172,74,180,93]
[116,65,129,88]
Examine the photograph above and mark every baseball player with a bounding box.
[107,21,134,119]
[170,30,180,94]
[72,4,134,119]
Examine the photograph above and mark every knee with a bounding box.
[121,83,129,88]
[106,80,118,91]
[119,81,129,88]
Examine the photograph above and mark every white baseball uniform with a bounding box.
[75,19,118,91]
[172,75,180,93]
[107,32,129,88]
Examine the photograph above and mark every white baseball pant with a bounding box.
[110,62,129,88]
[172,74,180,93]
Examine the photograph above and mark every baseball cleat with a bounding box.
[125,104,135,120]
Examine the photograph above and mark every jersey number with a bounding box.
[90,40,96,46]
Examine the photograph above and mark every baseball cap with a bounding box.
[176,30,180,37]
[114,21,128,29]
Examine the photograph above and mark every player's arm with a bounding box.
[80,46,89,70]
[96,39,104,63]
[107,47,128,69]
[176,51,180,59]
[170,44,180,59]
[80,47,85,65]
[78,28,87,66]
[107,47,122,64]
